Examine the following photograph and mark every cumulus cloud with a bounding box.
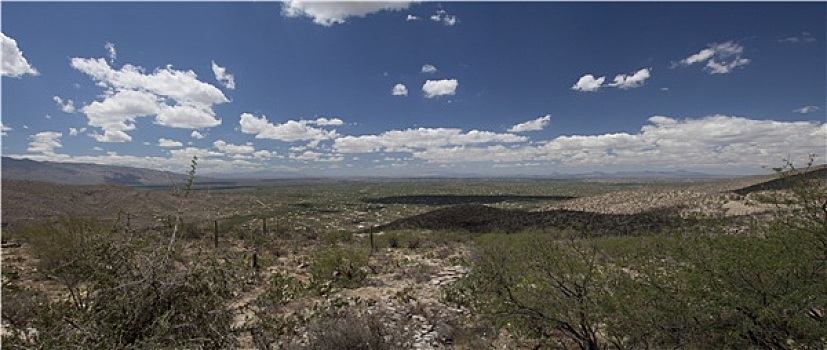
[571,74,605,92]
[80,89,159,141]
[405,116,825,170]
[1,123,12,137]
[282,1,412,26]
[155,104,223,128]
[211,60,236,90]
[71,58,228,107]
[53,96,76,113]
[573,68,651,92]
[27,131,62,154]
[334,127,527,154]
[71,57,227,142]
[68,127,86,136]
[508,114,551,132]
[1,33,39,78]
[422,79,458,98]
[290,150,343,162]
[158,138,183,147]
[105,42,117,63]
[406,14,419,21]
[421,64,437,74]
[213,139,255,154]
[311,117,344,126]
[392,83,408,96]
[606,68,651,89]
[239,112,339,143]
[793,105,820,114]
[676,41,750,74]
[430,9,458,26]
[91,130,133,143]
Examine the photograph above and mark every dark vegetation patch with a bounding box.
[379,204,680,235]
[362,194,575,205]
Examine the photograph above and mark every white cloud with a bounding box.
[68,127,86,136]
[403,116,825,169]
[573,68,651,91]
[780,32,815,44]
[91,130,133,143]
[81,89,159,140]
[334,127,527,153]
[392,83,408,96]
[155,104,222,129]
[158,138,183,148]
[606,68,651,89]
[213,139,255,154]
[211,60,236,90]
[406,14,419,21]
[239,112,339,142]
[71,58,228,107]
[1,123,12,137]
[421,64,437,74]
[571,74,605,92]
[793,105,820,114]
[290,150,343,162]
[429,9,458,26]
[508,114,551,132]
[310,117,344,126]
[190,130,206,139]
[443,15,458,26]
[53,96,76,113]
[105,42,117,63]
[27,131,62,154]
[422,79,458,98]
[677,42,750,74]
[71,57,227,141]
[1,33,39,78]
[282,1,412,26]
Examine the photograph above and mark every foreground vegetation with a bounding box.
[446,161,826,349]
[2,160,824,349]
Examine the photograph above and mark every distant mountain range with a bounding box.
[1,157,196,186]
[1,156,736,186]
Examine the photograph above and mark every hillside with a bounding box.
[1,157,194,186]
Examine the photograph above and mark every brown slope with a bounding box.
[0,179,243,231]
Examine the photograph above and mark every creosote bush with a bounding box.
[301,311,394,350]
[309,246,370,291]
[2,217,241,349]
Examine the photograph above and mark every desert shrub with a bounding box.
[322,230,353,245]
[452,230,616,349]
[179,220,203,239]
[4,217,240,349]
[1,284,47,334]
[310,246,369,291]
[301,311,394,350]
[243,272,309,348]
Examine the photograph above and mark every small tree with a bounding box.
[454,231,615,349]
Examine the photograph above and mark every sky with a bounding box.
[1,1,825,177]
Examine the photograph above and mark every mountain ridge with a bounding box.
[1,157,196,186]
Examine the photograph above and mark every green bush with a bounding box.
[309,246,369,291]
[452,230,614,349]
[451,160,827,349]
[4,217,240,349]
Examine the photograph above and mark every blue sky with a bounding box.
[2,1,825,177]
